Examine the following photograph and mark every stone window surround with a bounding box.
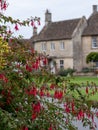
[60,42,65,50]
[50,42,55,50]
[60,60,64,68]
[92,37,98,48]
[41,42,47,51]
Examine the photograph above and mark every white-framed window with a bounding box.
[41,43,47,51]
[92,37,98,48]
[60,60,64,69]
[51,43,55,50]
[60,42,65,50]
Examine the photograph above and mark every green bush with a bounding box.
[58,68,76,76]
[81,67,94,73]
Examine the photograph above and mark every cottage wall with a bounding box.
[34,39,74,69]
[82,36,98,68]
[72,17,87,71]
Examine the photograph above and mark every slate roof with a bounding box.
[33,18,81,42]
[83,12,98,36]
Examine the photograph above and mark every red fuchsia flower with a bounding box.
[86,86,89,94]
[64,103,70,113]
[77,110,85,120]
[8,29,12,34]
[14,24,19,31]
[0,74,8,83]
[32,113,37,120]
[1,0,8,10]
[86,112,91,118]
[31,20,34,26]
[39,90,45,97]
[32,102,41,113]
[92,113,94,122]
[26,64,32,72]
[46,91,50,97]
[50,84,55,89]
[32,61,39,70]
[48,126,52,130]
[54,90,63,100]
[43,57,48,65]
[29,87,37,96]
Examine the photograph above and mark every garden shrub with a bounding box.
[58,68,76,76]
[81,67,94,73]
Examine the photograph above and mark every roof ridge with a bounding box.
[52,18,81,24]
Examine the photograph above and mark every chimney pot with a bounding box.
[45,9,52,25]
[93,5,98,13]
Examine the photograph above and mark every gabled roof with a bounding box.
[83,12,98,36]
[33,18,81,42]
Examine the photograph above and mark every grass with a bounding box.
[70,76,98,86]
[69,76,98,101]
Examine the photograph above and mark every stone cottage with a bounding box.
[31,5,98,73]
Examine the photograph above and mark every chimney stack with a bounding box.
[93,5,98,13]
[45,9,52,25]
[33,26,37,36]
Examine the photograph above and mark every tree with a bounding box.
[86,52,98,64]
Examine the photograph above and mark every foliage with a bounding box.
[0,1,98,130]
[58,68,76,76]
[0,37,10,69]
[86,52,98,64]
[0,43,98,130]
[81,67,94,73]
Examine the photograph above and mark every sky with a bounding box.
[3,0,98,39]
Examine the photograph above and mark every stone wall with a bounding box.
[34,39,74,69]
[82,36,98,68]
[72,16,87,71]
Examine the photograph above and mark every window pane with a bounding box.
[51,43,55,50]
[60,60,64,68]
[92,37,98,48]
[60,42,64,49]
[42,43,46,51]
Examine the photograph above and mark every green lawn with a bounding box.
[70,76,98,86]
[69,76,98,101]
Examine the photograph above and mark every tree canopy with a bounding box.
[86,52,98,63]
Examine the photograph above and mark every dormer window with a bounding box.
[60,42,65,50]
[92,37,98,48]
[51,43,55,50]
[41,43,47,51]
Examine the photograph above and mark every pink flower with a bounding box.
[14,24,19,31]
[31,20,34,26]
